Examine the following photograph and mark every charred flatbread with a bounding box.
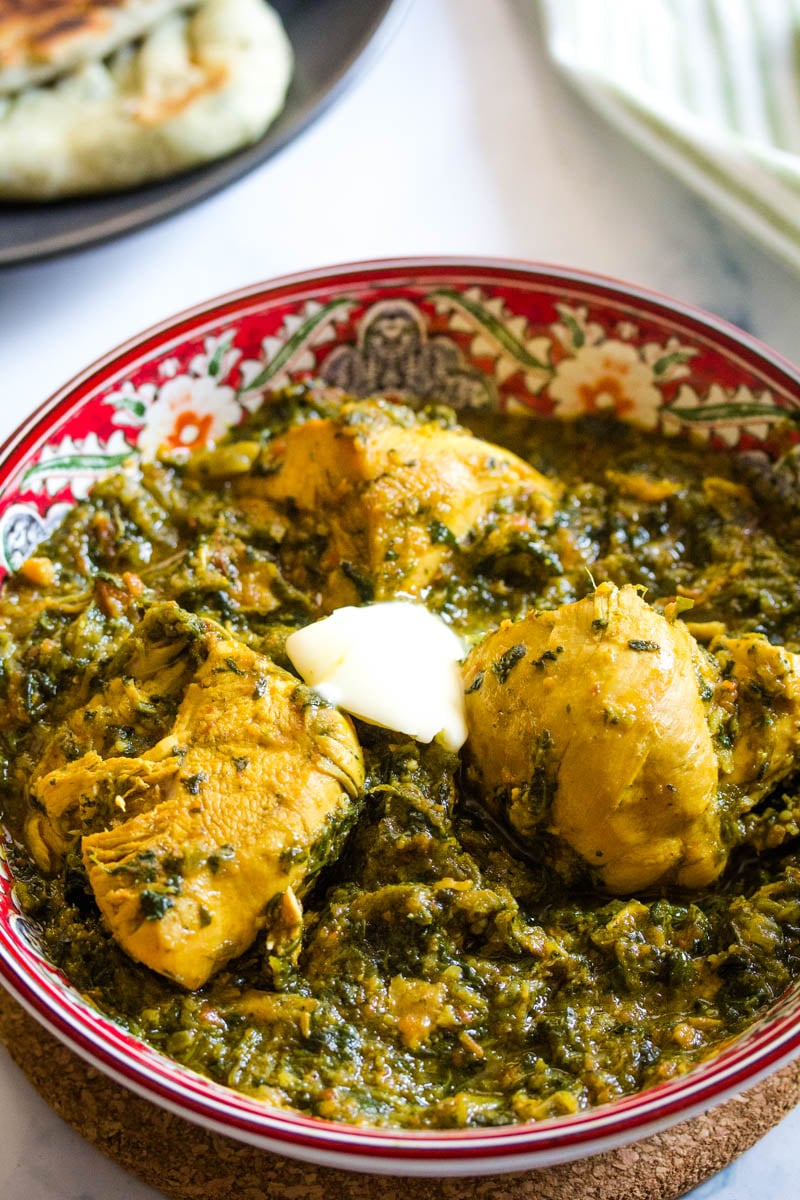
[0,0,198,93]
[0,0,293,198]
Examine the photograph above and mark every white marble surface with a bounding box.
[1,0,799,1196]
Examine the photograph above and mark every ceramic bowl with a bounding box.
[2,258,800,1177]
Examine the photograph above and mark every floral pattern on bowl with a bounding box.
[2,264,798,580]
[0,259,799,1176]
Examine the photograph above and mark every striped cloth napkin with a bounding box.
[537,0,800,273]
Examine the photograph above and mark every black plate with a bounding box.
[0,0,403,267]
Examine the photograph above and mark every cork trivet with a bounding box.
[1,987,798,1200]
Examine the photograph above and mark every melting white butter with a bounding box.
[286,602,467,751]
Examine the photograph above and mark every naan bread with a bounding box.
[0,0,198,94]
[0,0,293,199]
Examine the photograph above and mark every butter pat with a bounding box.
[286,602,467,751]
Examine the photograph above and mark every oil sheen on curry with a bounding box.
[2,386,800,1129]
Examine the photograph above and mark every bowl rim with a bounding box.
[3,255,799,473]
[2,255,800,1176]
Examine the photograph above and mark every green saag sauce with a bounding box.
[2,390,800,1129]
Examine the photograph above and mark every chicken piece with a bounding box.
[710,633,800,807]
[462,584,724,893]
[44,606,217,783]
[234,399,557,610]
[27,604,364,989]
[27,753,180,875]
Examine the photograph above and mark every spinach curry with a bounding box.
[2,386,800,1129]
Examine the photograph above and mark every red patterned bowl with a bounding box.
[2,258,800,1176]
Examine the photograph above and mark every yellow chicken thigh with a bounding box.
[29,605,364,988]
[234,399,557,610]
[463,584,724,892]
